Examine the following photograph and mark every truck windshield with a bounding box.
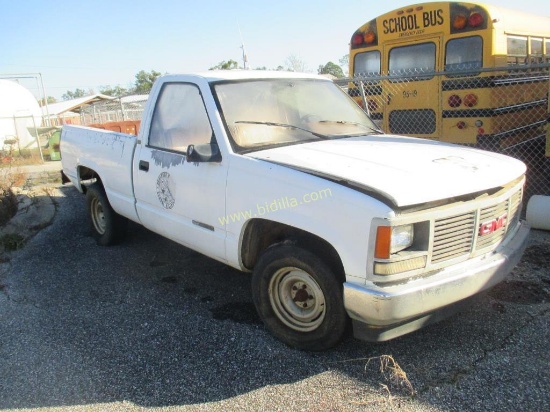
[213,79,379,152]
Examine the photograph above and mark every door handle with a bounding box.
[139,160,149,172]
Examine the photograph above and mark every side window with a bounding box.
[507,35,528,65]
[388,42,436,80]
[353,50,381,76]
[148,83,213,151]
[445,36,482,72]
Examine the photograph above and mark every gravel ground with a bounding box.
[0,186,548,411]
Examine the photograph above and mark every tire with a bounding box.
[251,244,349,351]
[86,183,128,246]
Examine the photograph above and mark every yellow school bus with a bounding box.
[349,2,549,156]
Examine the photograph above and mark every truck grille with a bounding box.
[431,187,522,265]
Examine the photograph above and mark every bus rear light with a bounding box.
[367,99,378,112]
[463,94,478,107]
[457,121,467,129]
[448,95,462,107]
[452,14,468,30]
[364,31,376,44]
[351,32,364,46]
[478,127,485,135]
[415,6,423,11]
[468,12,484,27]
[406,8,414,13]
[475,120,484,127]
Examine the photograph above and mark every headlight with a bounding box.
[375,224,414,259]
[390,224,414,254]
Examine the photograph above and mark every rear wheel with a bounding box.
[86,183,127,246]
[251,244,348,351]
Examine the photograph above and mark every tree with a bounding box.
[318,61,345,78]
[339,54,350,76]
[62,88,88,101]
[285,54,308,72]
[99,85,128,97]
[133,70,162,94]
[38,96,57,106]
[209,60,239,70]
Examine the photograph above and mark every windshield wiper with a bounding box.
[234,121,330,140]
[318,120,383,135]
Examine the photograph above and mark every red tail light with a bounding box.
[463,94,478,107]
[351,32,364,47]
[468,12,484,27]
[448,95,462,108]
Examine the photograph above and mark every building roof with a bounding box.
[46,94,113,116]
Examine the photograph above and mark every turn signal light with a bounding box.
[364,31,376,44]
[453,14,468,30]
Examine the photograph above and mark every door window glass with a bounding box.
[149,83,213,151]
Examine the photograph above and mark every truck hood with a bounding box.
[247,135,526,207]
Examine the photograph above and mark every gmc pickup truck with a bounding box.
[61,71,530,350]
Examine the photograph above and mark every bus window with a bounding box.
[531,38,543,63]
[445,36,482,72]
[353,51,381,76]
[507,35,528,65]
[389,43,436,79]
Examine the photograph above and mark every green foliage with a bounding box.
[133,70,162,94]
[99,85,128,97]
[38,96,57,106]
[318,61,345,78]
[209,60,239,70]
[62,88,88,101]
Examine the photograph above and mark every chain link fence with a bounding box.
[80,95,148,126]
[79,67,549,198]
[335,64,550,198]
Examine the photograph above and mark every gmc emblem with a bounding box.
[479,213,508,236]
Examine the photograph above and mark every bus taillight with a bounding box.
[364,31,377,45]
[468,12,484,28]
[452,14,468,30]
[463,94,478,107]
[351,32,364,47]
[448,95,462,107]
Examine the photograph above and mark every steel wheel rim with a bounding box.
[268,267,326,332]
[90,198,106,235]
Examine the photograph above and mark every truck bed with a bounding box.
[61,125,139,221]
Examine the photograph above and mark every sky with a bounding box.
[0,0,547,100]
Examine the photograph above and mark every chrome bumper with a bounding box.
[344,220,530,342]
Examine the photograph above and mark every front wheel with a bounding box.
[251,244,349,351]
[86,183,127,246]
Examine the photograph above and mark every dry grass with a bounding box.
[366,354,416,397]
[346,354,416,409]
[0,165,26,227]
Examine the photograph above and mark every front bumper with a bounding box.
[344,220,530,342]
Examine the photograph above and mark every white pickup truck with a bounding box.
[61,71,530,350]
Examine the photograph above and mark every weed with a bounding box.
[0,233,25,251]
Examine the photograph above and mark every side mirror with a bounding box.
[186,143,222,163]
